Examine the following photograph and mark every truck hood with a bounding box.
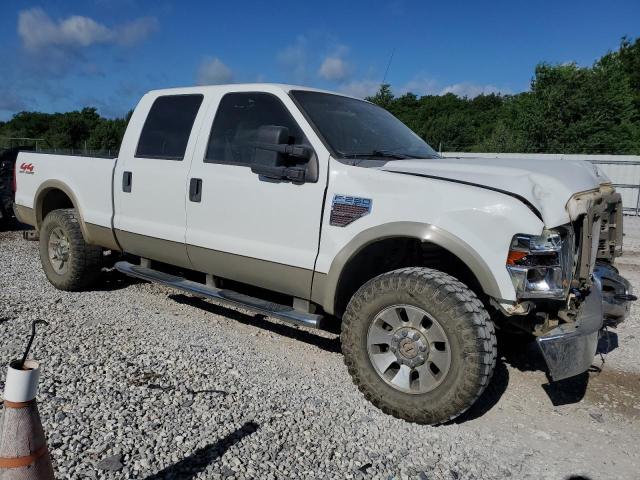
[380,156,611,227]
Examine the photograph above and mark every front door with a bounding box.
[185,89,329,298]
[113,93,206,268]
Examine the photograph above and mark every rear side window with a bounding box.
[136,94,203,160]
[205,92,308,166]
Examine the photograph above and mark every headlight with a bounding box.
[506,228,574,299]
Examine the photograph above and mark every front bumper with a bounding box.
[595,263,635,326]
[536,263,634,381]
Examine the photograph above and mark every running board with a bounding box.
[114,261,324,329]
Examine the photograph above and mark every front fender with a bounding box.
[311,221,503,315]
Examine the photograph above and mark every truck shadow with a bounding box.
[457,328,625,418]
[497,330,621,407]
[144,421,259,480]
[91,268,144,291]
[499,329,618,371]
[168,294,342,354]
[540,330,621,407]
[0,219,31,233]
[451,359,510,424]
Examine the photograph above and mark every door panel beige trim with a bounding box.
[85,223,120,250]
[114,229,314,298]
[188,244,313,298]
[115,230,192,270]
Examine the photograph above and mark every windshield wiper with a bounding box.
[341,149,412,160]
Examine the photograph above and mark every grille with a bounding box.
[574,192,623,283]
[330,203,370,227]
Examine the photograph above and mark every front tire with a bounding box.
[39,209,102,291]
[341,267,497,425]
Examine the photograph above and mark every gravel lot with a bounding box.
[2,220,640,479]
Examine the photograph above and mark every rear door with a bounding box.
[113,93,206,268]
[185,89,329,298]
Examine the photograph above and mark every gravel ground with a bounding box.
[1,220,640,480]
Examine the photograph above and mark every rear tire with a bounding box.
[341,267,497,425]
[39,209,102,291]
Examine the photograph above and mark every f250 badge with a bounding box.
[19,163,35,174]
[330,195,372,227]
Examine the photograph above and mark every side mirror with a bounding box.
[253,125,312,167]
[250,163,307,182]
[250,124,315,183]
[253,125,290,167]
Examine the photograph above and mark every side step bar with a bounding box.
[114,261,324,329]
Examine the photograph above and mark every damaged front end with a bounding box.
[503,186,636,381]
[537,263,634,381]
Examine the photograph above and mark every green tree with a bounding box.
[366,84,394,110]
[366,36,640,155]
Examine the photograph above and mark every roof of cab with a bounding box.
[144,83,355,99]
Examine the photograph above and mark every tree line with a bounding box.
[367,37,640,154]
[0,108,131,153]
[1,37,639,155]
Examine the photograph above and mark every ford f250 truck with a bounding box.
[13,84,635,424]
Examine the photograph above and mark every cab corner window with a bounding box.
[205,92,309,166]
[136,94,203,160]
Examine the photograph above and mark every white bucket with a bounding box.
[3,360,41,403]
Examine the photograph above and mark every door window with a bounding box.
[136,94,203,160]
[205,92,308,166]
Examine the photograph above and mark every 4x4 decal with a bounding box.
[19,163,35,174]
[330,195,372,227]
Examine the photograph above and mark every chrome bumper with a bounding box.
[594,263,635,326]
[536,263,634,381]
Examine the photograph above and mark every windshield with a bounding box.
[290,90,440,160]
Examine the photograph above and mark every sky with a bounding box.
[0,0,639,121]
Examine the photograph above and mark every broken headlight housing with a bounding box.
[506,227,574,299]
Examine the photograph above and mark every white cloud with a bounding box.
[277,36,308,82]
[114,17,159,46]
[338,79,381,99]
[338,77,510,101]
[197,57,234,85]
[18,8,157,51]
[439,82,507,98]
[399,77,439,96]
[319,56,350,81]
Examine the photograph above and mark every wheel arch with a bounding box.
[311,222,502,317]
[34,180,93,243]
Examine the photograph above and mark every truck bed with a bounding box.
[14,152,117,231]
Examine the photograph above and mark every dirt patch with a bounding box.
[585,368,640,420]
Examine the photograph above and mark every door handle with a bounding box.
[189,178,202,202]
[122,171,132,192]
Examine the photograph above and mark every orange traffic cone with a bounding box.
[0,321,54,479]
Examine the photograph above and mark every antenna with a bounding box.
[382,48,395,85]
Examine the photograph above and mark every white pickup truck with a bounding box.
[14,84,635,424]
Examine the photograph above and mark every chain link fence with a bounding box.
[0,137,118,158]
